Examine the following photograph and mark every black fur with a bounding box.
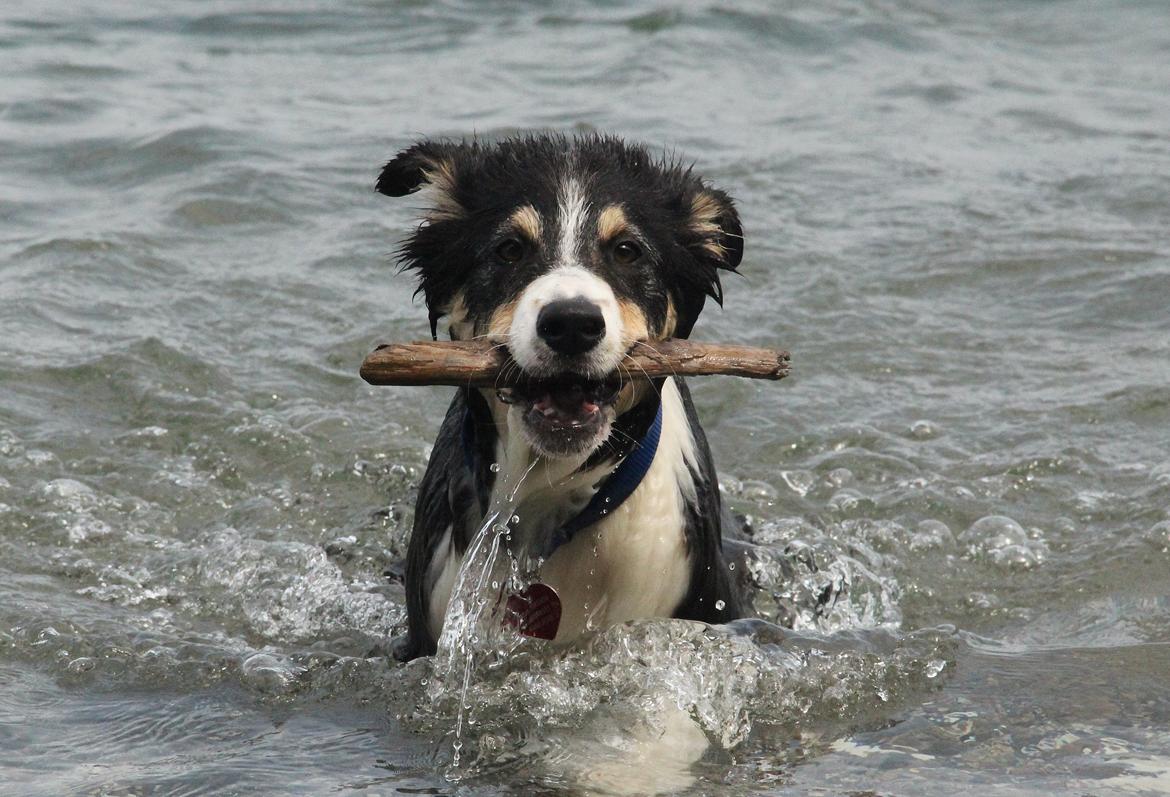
[377,134,741,341]
[393,381,739,661]
[377,134,745,660]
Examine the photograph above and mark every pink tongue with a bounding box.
[533,394,599,422]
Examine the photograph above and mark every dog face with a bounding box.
[377,135,742,458]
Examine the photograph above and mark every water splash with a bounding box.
[431,457,539,771]
[405,617,957,788]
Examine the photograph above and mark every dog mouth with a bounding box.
[504,374,622,452]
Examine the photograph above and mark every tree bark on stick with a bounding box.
[359,339,790,387]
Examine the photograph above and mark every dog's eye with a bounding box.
[495,238,525,264]
[613,240,642,264]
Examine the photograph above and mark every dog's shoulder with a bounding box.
[672,378,744,625]
[396,391,476,660]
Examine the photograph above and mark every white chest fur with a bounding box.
[426,378,698,644]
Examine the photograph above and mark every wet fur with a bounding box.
[376,134,745,660]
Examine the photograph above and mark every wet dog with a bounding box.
[377,134,745,660]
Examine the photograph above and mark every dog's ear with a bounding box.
[687,189,743,273]
[379,141,471,340]
[376,142,465,221]
[681,188,743,312]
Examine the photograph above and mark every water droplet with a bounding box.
[728,562,735,570]
[510,514,520,524]
[603,496,611,503]
[489,462,501,473]
[715,599,726,611]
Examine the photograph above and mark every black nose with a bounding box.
[536,298,606,356]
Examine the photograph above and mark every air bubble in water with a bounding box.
[780,469,816,496]
[960,515,1048,569]
[715,599,726,611]
[489,462,501,473]
[909,419,939,439]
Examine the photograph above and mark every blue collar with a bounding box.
[462,401,663,559]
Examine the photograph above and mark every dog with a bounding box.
[377,134,746,661]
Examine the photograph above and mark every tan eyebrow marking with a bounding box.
[445,291,472,340]
[661,298,678,339]
[597,204,628,242]
[509,204,542,241]
[689,192,727,258]
[420,159,463,222]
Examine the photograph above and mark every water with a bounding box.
[2,0,1169,794]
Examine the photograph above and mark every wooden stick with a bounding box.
[360,339,790,387]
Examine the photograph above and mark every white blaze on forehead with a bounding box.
[506,176,627,382]
[556,177,590,266]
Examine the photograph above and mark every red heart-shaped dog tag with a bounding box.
[504,583,562,640]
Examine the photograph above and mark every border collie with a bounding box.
[377,134,745,661]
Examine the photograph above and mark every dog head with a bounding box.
[377,134,742,459]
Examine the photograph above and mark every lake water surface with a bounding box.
[2,1,1170,795]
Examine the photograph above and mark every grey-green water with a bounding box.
[2,1,1169,795]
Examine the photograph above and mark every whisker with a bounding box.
[616,361,632,393]
[629,340,674,385]
[631,339,666,359]
[622,350,661,398]
[608,426,639,448]
[495,359,521,390]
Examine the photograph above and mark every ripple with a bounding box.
[881,82,970,105]
[1000,108,1110,139]
[18,125,255,188]
[172,197,296,227]
[32,61,131,79]
[0,96,101,124]
[2,0,1170,793]
[623,8,684,34]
